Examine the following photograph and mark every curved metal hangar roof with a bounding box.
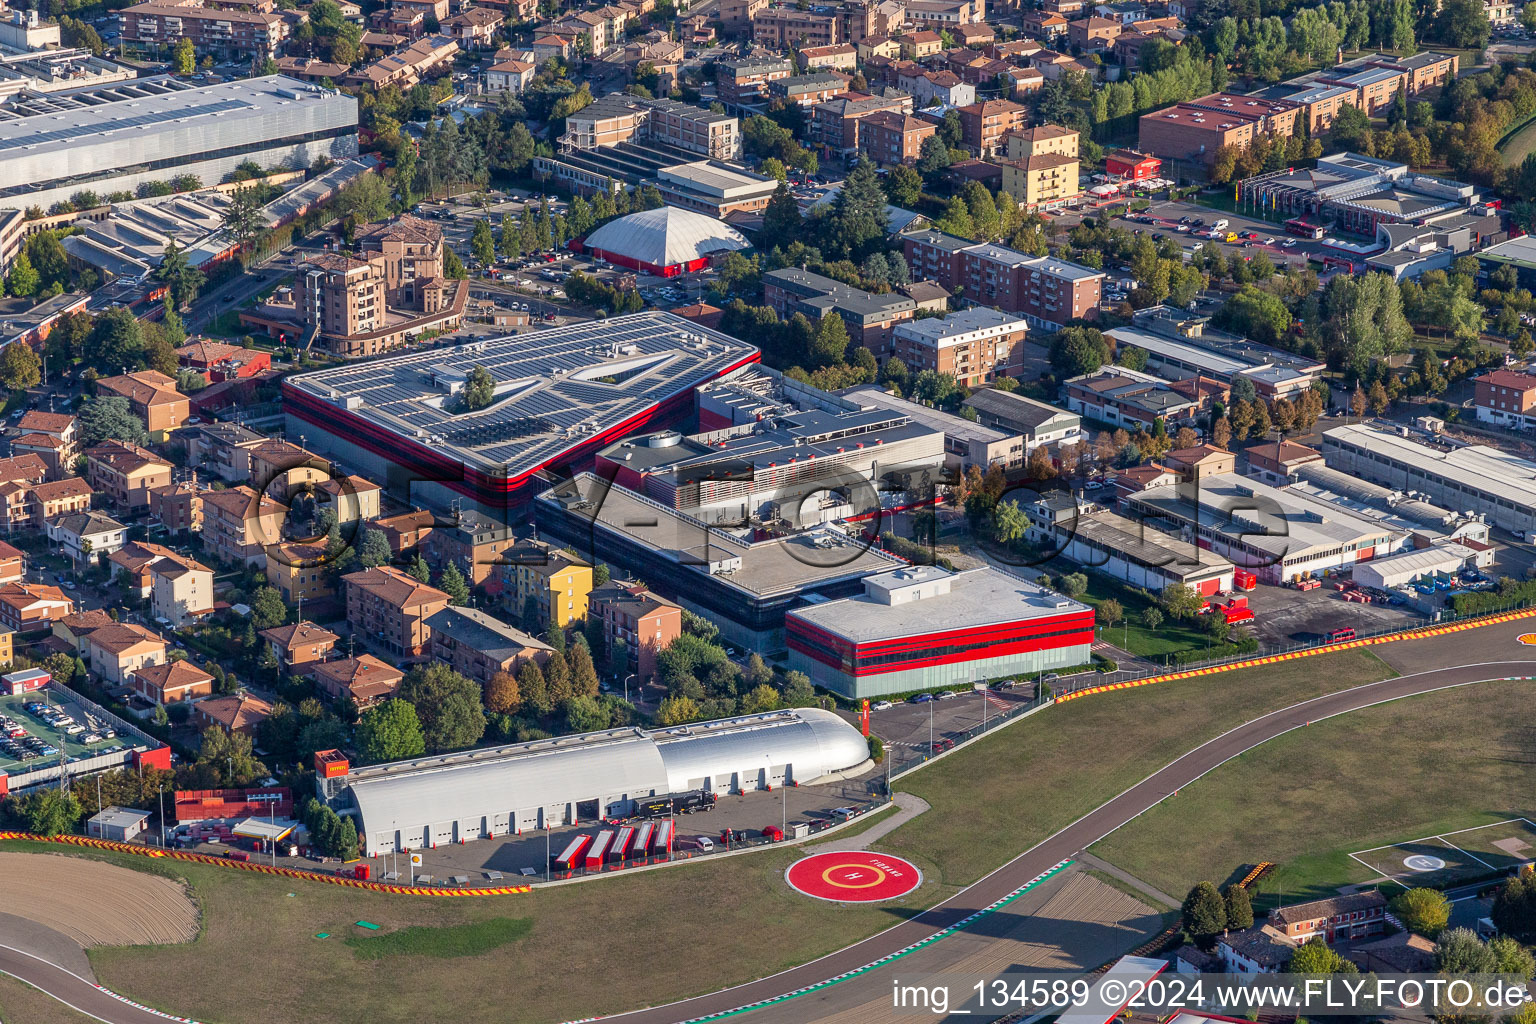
[344,707,868,838]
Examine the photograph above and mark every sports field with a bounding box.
[1090,677,1536,906]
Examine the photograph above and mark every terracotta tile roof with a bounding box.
[134,659,214,693]
[30,478,91,503]
[87,622,166,655]
[196,692,274,731]
[344,565,451,610]
[356,213,444,248]
[0,454,48,483]
[201,485,287,520]
[15,411,75,434]
[313,654,404,701]
[1269,890,1386,925]
[97,370,184,407]
[0,582,70,612]
[11,432,64,449]
[259,621,340,650]
[87,440,172,475]
[1477,369,1536,393]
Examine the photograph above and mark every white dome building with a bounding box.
[583,205,750,277]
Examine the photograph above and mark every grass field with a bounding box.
[880,648,1395,885]
[1501,115,1536,166]
[0,974,96,1024]
[1090,677,1536,908]
[11,648,1397,1024]
[1071,573,1210,660]
[344,917,532,959]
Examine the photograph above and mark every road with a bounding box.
[599,652,1536,1024]
[7,628,1535,1023]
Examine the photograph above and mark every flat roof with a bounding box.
[839,385,1014,447]
[787,565,1088,643]
[282,312,757,477]
[1479,235,1536,269]
[892,307,1030,349]
[1125,472,1397,559]
[1105,325,1251,377]
[538,472,904,599]
[1323,423,1536,512]
[1045,502,1234,581]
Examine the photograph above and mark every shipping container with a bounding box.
[609,825,635,864]
[585,829,615,870]
[632,822,654,858]
[551,833,592,872]
[653,819,673,855]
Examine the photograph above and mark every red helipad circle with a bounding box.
[785,851,923,902]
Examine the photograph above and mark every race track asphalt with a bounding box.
[602,657,1536,1024]
[7,651,1536,1024]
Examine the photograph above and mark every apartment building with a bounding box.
[1474,369,1536,431]
[0,582,73,632]
[1067,14,1120,49]
[85,441,173,512]
[373,508,436,555]
[956,99,1029,156]
[858,109,936,165]
[899,28,943,57]
[0,541,22,587]
[562,94,741,161]
[48,510,127,569]
[716,55,793,104]
[344,565,451,659]
[506,539,593,630]
[717,0,769,34]
[86,623,166,686]
[264,541,334,606]
[764,267,917,357]
[343,34,458,89]
[905,0,984,27]
[589,582,681,685]
[422,512,516,587]
[9,411,76,478]
[896,64,974,107]
[355,213,446,310]
[901,230,1104,329]
[108,542,213,626]
[888,308,1029,387]
[200,486,287,566]
[811,90,910,155]
[148,479,203,534]
[426,605,552,685]
[313,654,403,707]
[799,42,857,70]
[294,254,386,346]
[998,123,1081,210]
[440,6,502,47]
[1,477,91,530]
[95,370,189,434]
[260,621,339,672]
[752,5,841,47]
[769,72,851,108]
[118,0,295,60]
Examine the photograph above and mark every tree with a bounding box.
[248,585,288,629]
[1290,936,1358,974]
[741,683,780,713]
[156,238,203,310]
[14,788,81,836]
[564,694,609,733]
[1055,572,1088,598]
[918,134,952,179]
[88,306,144,373]
[1223,883,1254,929]
[1050,326,1109,378]
[223,186,265,250]
[545,649,573,704]
[4,251,38,298]
[1391,887,1451,937]
[172,37,195,75]
[196,727,267,785]
[355,699,426,764]
[462,365,496,410]
[826,160,889,261]
[656,694,700,725]
[1428,0,1491,48]
[1350,385,1368,420]
[407,555,432,584]
[1494,874,1536,942]
[568,643,600,697]
[1181,881,1226,938]
[1160,582,1205,620]
[810,312,850,368]
[471,217,496,265]
[885,165,923,208]
[485,669,522,716]
[515,659,549,716]
[0,341,41,392]
[357,528,392,568]
[1491,934,1536,979]
[437,561,470,606]
[1436,927,1499,974]
[759,181,802,251]
[399,662,486,752]
[1099,598,1123,627]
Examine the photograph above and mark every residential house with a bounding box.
[200,486,287,566]
[506,539,592,629]
[423,512,515,587]
[486,57,535,92]
[1020,10,1068,38]
[260,621,340,673]
[148,478,203,534]
[47,510,128,569]
[95,370,189,434]
[1067,14,1120,50]
[858,33,900,58]
[132,660,215,706]
[956,98,1029,156]
[589,582,681,685]
[1474,369,1536,431]
[85,440,173,512]
[1268,892,1388,943]
[426,605,552,685]
[441,5,503,47]
[312,654,404,707]
[9,410,76,477]
[174,341,271,382]
[858,109,937,165]
[194,692,275,735]
[85,622,166,686]
[374,508,436,555]
[1245,439,1324,484]
[0,582,73,632]
[899,29,943,57]
[1163,443,1236,481]
[0,540,22,585]
[264,541,334,606]
[799,42,857,70]
[344,565,452,658]
[51,609,112,653]
[316,474,382,525]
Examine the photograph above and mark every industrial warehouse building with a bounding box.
[281,312,758,511]
[534,472,905,651]
[1123,473,1398,583]
[785,565,1094,698]
[1322,424,1536,536]
[1024,495,1236,595]
[581,206,751,277]
[322,708,871,855]
[0,75,358,214]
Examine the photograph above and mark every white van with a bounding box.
[693,836,715,852]
[1213,219,1229,230]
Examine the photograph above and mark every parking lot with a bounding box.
[1231,576,1424,647]
[0,691,128,774]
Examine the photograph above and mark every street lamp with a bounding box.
[623,674,635,703]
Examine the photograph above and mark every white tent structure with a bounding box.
[583,206,750,277]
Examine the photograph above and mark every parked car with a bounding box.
[934,690,957,700]
[932,738,956,753]
[871,700,893,711]
[908,693,934,704]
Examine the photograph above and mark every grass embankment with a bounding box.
[1091,677,1536,907]
[2,648,1399,1024]
[0,974,98,1024]
[345,917,532,959]
[877,648,1395,885]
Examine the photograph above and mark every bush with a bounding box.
[867,735,884,763]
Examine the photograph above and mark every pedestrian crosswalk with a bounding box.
[982,692,1012,711]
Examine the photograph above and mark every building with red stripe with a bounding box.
[281,312,758,514]
[786,565,1094,698]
